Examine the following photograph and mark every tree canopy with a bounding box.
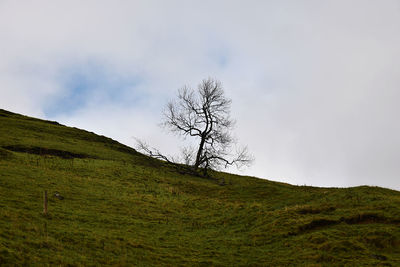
[137,78,252,176]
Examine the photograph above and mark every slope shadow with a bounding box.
[293,213,400,236]
[2,145,95,159]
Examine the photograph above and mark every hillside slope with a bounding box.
[0,109,399,266]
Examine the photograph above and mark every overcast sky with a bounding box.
[1,1,399,190]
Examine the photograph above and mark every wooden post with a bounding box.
[43,190,48,215]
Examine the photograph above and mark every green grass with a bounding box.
[0,108,399,266]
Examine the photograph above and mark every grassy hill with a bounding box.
[0,109,399,266]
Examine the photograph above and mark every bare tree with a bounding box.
[137,78,253,176]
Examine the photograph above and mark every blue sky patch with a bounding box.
[44,61,145,117]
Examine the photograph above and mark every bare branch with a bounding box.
[135,138,175,164]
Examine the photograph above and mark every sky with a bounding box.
[1,0,399,190]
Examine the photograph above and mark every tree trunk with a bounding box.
[194,136,206,169]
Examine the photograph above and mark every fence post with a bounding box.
[43,190,48,215]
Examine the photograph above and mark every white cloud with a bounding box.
[1,0,399,189]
